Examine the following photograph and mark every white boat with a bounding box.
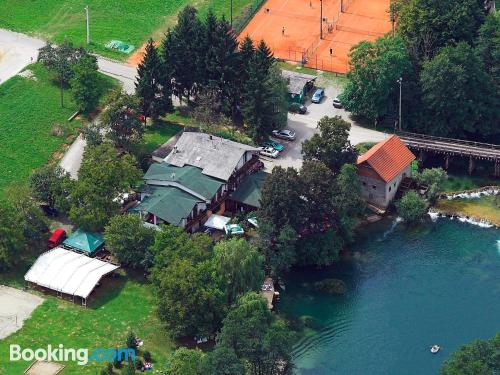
[430,345,440,354]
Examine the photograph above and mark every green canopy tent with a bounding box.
[63,229,104,256]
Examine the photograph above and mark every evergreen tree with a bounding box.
[255,39,274,73]
[135,38,173,121]
[238,35,256,101]
[476,13,500,89]
[205,18,240,115]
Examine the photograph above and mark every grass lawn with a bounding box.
[0,64,80,197]
[441,173,499,193]
[0,271,173,374]
[0,0,258,60]
[141,120,183,155]
[277,61,347,88]
[0,63,116,197]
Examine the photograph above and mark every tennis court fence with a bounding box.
[234,0,267,32]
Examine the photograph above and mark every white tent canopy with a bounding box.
[25,248,118,300]
[204,214,231,230]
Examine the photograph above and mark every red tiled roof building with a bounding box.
[357,135,416,208]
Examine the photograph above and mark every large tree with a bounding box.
[166,348,204,375]
[217,292,294,375]
[258,166,304,231]
[0,200,25,270]
[101,90,144,151]
[104,214,156,268]
[302,116,357,174]
[440,333,500,375]
[135,38,173,121]
[29,165,70,210]
[214,238,264,304]
[340,36,413,123]
[476,13,500,90]
[420,42,499,139]
[38,40,89,107]
[70,55,102,114]
[68,143,141,231]
[397,0,486,62]
[201,347,244,375]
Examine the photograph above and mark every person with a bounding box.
[282,26,285,36]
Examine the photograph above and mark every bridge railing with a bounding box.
[396,131,500,151]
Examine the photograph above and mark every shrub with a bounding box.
[126,331,137,351]
[143,351,152,362]
[396,191,427,224]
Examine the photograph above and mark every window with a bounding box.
[362,182,366,186]
[372,185,377,190]
[389,186,392,192]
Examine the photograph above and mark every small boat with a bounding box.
[430,345,440,354]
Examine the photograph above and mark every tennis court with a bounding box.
[240,0,391,73]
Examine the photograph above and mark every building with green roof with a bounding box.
[63,229,104,256]
[143,163,224,200]
[132,185,204,228]
[228,171,269,211]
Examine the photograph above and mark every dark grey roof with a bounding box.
[281,69,317,95]
[164,132,259,181]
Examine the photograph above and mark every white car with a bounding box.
[260,146,279,158]
[272,129,296,141]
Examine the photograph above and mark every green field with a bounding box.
[0,63,117,197]
[0,271,173,374]
[0,0,259,60]
[0,64,81,196]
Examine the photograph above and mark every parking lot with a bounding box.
[261,84,388,171]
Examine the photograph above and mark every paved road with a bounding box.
[0,29,44,84]
[262,84,388,171]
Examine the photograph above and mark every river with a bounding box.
[280,217,500,375]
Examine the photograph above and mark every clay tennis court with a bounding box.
[240,0,392,73]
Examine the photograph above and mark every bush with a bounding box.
[143,350,152,362]
[106,362,113,374]
[126,331,137,351]
[396,191,427,224]
[134,357,143,370]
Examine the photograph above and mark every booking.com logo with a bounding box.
[10,344,135,366]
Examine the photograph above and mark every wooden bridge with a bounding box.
[396,131,500,176]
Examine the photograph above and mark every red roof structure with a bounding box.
[357,135,416,182]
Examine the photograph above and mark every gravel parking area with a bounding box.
[0,285,44,339]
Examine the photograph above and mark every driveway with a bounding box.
[262,84,388,171]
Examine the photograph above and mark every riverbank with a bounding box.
[433,187,499,227]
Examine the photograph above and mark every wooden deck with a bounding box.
[261,277,275,310]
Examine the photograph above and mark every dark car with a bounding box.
[311,88,325,103]
[289,102,307,114]
[333,97,343,108]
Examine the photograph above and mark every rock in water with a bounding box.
[313,278,347,294]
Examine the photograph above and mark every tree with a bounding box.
[5,184,48,242]
[258,166,303,231]
[153,258,225,339]
[201,347,245,375]
[414,167,447,204]
[420,42,499,139]
[125,330,137,351]
[340,36,413,123]
[217,292,294,375]
[68,144,141,231]
[440,333,500,375]
[300,160,336,229]
[204,18,240,116]
[396,191,427,224]
[162,6,204,102]
[302,116,357,174]
[238,35,255,97]
[295,229,342,266]
[70,55,102,114]
[38,40,89,107]
[135,38,173,121]
[104,215,156,269]
[29,165,70,209]
[476,13,500,90]
[101,91,144,151]
[0,200,25,270]
[333,164,364,241]
[397,0,485,62]
[167,348,204,375]
[214,238,264,304]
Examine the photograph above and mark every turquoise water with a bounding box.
[280,218,500,375]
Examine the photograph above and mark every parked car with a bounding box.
[289,102,307,114]
[332,97,343,108]
[259,146,280,158]
[311,88,325,103]
[48,228,66,248]
[272,129,296,141]
[261,140,284,152]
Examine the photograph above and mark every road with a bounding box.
[262,84,388,171]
